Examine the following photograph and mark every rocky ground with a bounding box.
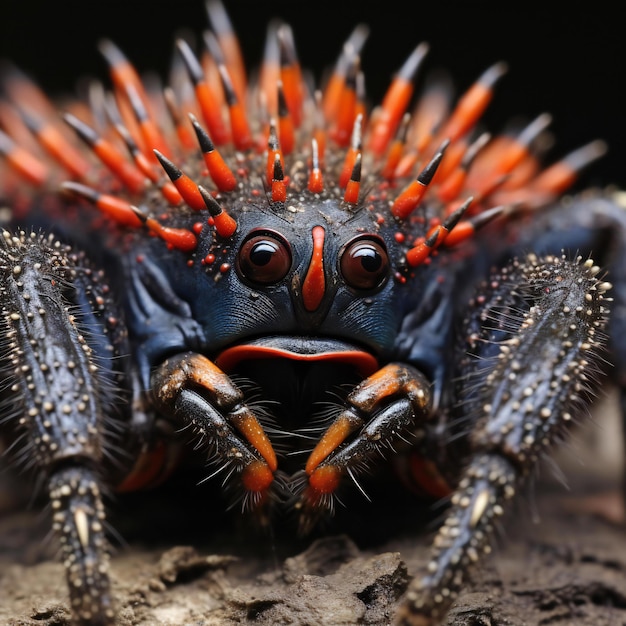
[1,391,625,626]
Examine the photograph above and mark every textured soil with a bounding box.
[1,391,625,626]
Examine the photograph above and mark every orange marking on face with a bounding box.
[302,225,325,312]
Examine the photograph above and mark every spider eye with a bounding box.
[238,231,292,284]
[340,237,389,290]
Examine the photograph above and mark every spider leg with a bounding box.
[1,230,130,625]
[396,253,611,625]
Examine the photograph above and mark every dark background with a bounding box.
[0,1,623,191]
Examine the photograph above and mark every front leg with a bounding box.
[396,253,611,625]
[150,352,278,510]
[298,363,432,530]
[1,230,129,625]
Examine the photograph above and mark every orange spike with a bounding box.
[313,91,327,164]
[278,23,304,127]
[63,113,147,194]
[218,64,253,150]
[391,141,449,219]
[406,227,440,267]
[0,130,49,186]
[0,100,44,157]
[530,140,607,196]
[200,33,229,115]
[163,87,196,150]
[437,132,490,203]
[410,77,452,154]
[258,21,281,118]
[368,42,429,156]
[61,181,143,228]
[339,114,363,188]
[355,71,367,126]
[189,114,237,192]
[99,39,153,117]
[432,137,467,185]
[198,185,238,238]
[205,0,248,104]
[440,62,507,143]
[125,83,172,161]
[266,119,284,186]
[381,113,410,180]
[276,81,295,155]
[111,120,184,206]
[177,38,229,146]
[322,24,370,120]
[343,153,362,205]
[271,152,287,203]
[136,210,198,252]
[491,113,552,179]
[393,149,420,179]
[22,111,90,179]
[307,138,324,193]
[331,54,359,147]
[153,149,206,211]
[443,205,506,248]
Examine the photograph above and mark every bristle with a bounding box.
[343,153,362,205]
[61,181,143,228]
[153,149,206,211]
[218,64,253,151]
[198,185,237,238]
[259,20,281,118]
[443,204,507,248]
[307,138,324,193]
[163,87,196,150]
[368,42,429,156]
[322,23,370,120]
[439,61,508,144]
[0,129,48,186]
[381,113,411,180]
[189,113,237,192]
[266,119,284,187]
[130,205,198,252]
[277,81,295,155]
[176,38,230,146]
[437,132,490,203]
[124,82,172,160]
[529,139,608,197]
[313,91,327,164]
[278,23,304,127]
[391,140,449,219]
[339,114,363,188]
[21,110,90,179]
[406,227,441,267]
[63,112,147,194]
[271,153,287,203]
[205,0,247,102]
[332,53,359,147]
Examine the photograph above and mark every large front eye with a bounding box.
[340,236,390,290]
[238,230,292,284]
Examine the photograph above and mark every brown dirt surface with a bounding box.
[1,392,625,626]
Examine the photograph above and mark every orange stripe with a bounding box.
[302,226,325,312]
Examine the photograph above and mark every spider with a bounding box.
[0,2,622,624]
